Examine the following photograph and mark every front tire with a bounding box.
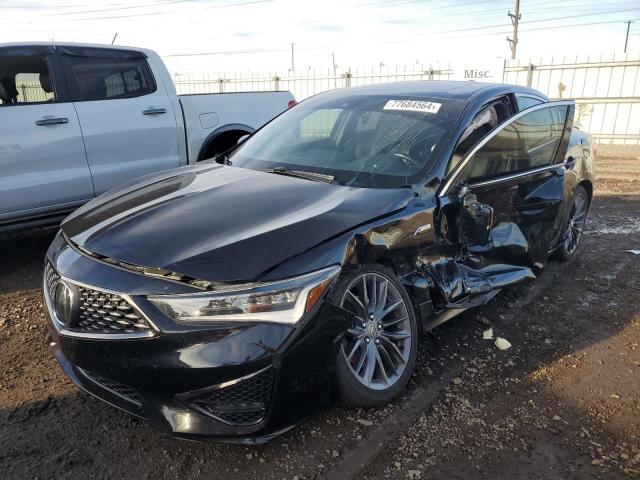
[555,185,589,261]
[334,265,418,406]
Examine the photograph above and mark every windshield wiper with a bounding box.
[263,167,337,184]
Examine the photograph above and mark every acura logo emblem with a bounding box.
[53,280,78,326]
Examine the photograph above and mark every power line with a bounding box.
[3,0,273,22]
[162,16,640,58]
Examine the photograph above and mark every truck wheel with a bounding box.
[334,265,418,406]
[198,129,251,162]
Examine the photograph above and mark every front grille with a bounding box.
[76,287,150,334]
[45,261,153,335]
[45,262,60,299]
[79,368,142,405]
[192,367,274,426]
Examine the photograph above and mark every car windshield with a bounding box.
[230,94,465,188]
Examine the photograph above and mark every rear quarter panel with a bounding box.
[179,92,293,162]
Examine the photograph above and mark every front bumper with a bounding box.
[44,233,352,443]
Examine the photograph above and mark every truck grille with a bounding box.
[79,368,142,406]
[192,367,274,426]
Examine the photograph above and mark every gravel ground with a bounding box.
[0,158,638,479]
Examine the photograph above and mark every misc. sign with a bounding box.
[450,60,505,82]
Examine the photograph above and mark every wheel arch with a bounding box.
[345,253,434,336]
[578,179,593,205]
[197,123,255,162]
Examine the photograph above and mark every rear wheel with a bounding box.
[555,185,589,261]
[334,265,418,406]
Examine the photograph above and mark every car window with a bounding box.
[0,54,56,106]
[230,95,466,188]
[516,95,544,111]
[68,56,155,101]
[299,109,341,139]
[447,98,511,175]
[463,105,568,181]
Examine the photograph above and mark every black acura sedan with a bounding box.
[44,81,594,443]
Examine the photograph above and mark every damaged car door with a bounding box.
[431,100,575,308]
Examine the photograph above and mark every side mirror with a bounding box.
[458,193,493,245]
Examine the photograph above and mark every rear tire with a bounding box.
[555,185,589,262]
[334,265,418,406]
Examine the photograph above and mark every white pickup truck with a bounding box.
[0,42,293,231]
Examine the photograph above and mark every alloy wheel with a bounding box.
[339,273,412,391]
[564,190,588,255]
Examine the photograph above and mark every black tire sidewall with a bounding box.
[555,185,589,262]
[333,264,419,406]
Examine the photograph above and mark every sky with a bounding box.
[1,0,639,74]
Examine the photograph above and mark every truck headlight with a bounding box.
[148,266,340,325]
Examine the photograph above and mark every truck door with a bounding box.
[438,101,575,266]
[0,47,93,224]
[61,47,180,195]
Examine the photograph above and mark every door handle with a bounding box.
[35,117,68,126]
[143,108,167,115]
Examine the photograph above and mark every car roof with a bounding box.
[314,80,547,102]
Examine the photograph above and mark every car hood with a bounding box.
[62,165,413,282]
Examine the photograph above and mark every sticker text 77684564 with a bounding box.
[383,100,442,114]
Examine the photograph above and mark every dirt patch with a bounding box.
[1,166,638,479]
[595,156,640,195]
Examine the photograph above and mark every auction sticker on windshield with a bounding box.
[383,99,442,114]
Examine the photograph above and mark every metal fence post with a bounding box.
[273,76,280,91]
[526,63,535,87]
[343,71,352,88]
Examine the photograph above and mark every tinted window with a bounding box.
[464,105,568,180]
[68,57,154,101]
[230,95,465,188]
[448,100,509,174]
[516,95,544,111]
[0,54,55,106]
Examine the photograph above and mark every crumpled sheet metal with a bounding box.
[469,221,529,256]
[424,259,536,309]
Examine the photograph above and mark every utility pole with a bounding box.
[507,0,521,60]
[291,43,295,72]
[624,21,633,54]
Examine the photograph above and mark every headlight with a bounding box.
[148,265,340,325]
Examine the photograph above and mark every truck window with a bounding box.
[0,54,56,106]
[68,56,155,101]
